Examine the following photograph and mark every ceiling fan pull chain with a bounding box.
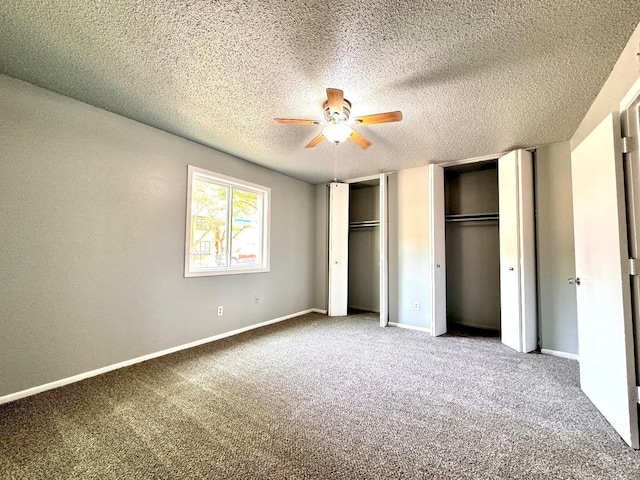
[333,143,338,182]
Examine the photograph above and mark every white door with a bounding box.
[379,174,389,327]
[429,164,447,336]
[328,182,349,316]
[571,112,639,448]
[498,150,537,352]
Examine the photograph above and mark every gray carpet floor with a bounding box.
[1,312,640,479]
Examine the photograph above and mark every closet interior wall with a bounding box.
[348,182,380,313]
[445,161,501,332]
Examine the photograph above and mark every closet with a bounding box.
[444,160,500,334]
[348,180,380,313]
[328,175,388,325]
[430,149,537,352]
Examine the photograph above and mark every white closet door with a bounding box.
[429,164,447,336]
[498,150,537,352]
[571,113,639,448]
[379,173,389,327]
[328,182,349,316]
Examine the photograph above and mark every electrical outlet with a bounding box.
[254,296,259,304]
[412,301,420,311]
[217,306,223,316]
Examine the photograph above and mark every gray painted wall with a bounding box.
[350,184,380,222]
[445,166,501,330]
[445,167,499,216]
[535,142,578,355]
[348,185,380,312]
[388,167,431,328]
[445,221,500,330]
[0,75,316,397]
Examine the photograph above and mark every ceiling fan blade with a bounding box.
[348,129,372,150]
[274,118,320,125]
[326,88,344,115]
[353,111,403,125]
[305,133,326,149]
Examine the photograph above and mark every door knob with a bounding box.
[568,278,581,285]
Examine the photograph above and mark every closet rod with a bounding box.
[349,220,380,229]
[445,213,499,223]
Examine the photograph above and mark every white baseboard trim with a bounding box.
[541,348,579,361]
[0,308,323,406]
[387,322,431,333]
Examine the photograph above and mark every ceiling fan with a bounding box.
[274,88,402,150]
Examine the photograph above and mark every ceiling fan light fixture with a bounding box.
[322,121,352,144]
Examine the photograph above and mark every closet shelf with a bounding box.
[349,220,380,228]
[445,213,499,223]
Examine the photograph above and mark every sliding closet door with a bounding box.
[498,150,537,352]
[429,164,446,336]
[328,182,349,316]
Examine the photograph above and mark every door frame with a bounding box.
[429,152,508,337]
[430,153,505,337]
[620,77,640,417]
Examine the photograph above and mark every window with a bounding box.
[185,165,270,276]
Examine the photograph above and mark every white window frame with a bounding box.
[185,165,270,277]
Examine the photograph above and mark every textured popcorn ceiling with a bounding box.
[1,1,639,184]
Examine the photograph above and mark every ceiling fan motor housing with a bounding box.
[323,99,351,123]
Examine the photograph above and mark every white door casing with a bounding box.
[498,150,537,352]
[571,112,639,448]
[429,164,447,336]
[621,89,640,397]
[328,182,349,317]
